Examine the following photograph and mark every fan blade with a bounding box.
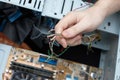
[26,74,29,79]
[21,73,25,79]
[30,78,34,80]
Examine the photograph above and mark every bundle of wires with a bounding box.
[46,29,69,60]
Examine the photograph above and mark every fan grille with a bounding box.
[11,71,36,80]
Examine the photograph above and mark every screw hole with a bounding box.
[108,22,111,26]
[94,42,97,44]
[54,13,57,15]
[80,3,83,6]
[104,27,106,29]
[28,0,32,3]
[98,39,101,42]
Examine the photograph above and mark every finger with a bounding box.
[66,34,82,46]
[62,20,90,38]
[55,12,77,34]
[55,36,67,48]
[71,38,82,46]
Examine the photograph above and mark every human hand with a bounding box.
[55,6,106,48]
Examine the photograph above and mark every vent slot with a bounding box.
[70,1,74,11]
[61,0,66,14]
[38,1,41,9]
[34,0,37,8]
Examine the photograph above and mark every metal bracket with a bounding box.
[0,0,45,12]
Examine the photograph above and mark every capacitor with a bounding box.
[27,58,31,62]
[53,72,57,76]
[52,75,56,79]
[91,72,97,79]
[8,70,12,74]
[81,65,87,71]
[41,64,45,68]
[5,69,9,73]
[54,70,58,73]
[59,70,64,74]
[14,57,18,61]
[10,62,12,65]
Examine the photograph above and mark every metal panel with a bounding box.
[82,31,111,50]
[0,44,12,80]
[0,0,45,12]
[41,0,120,50]
[98,13,120,35]
[42,0,120,35]
[99,52,106,80]
[99,35,118,80]
[0,0,119,36]
[42,0,87,19]
[0,0,120,80]
[91,32,111,50]
[114,27,120,80]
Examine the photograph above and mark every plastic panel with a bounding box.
[0,44,12,80]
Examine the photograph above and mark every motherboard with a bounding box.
[2,47,102,80]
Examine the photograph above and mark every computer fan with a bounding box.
[11,71,36,80]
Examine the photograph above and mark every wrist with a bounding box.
[93,0,120,17]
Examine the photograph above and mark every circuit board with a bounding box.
[3,47,103,80]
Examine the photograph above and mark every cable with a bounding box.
[56,46,70,57]
[46,29,70,60]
